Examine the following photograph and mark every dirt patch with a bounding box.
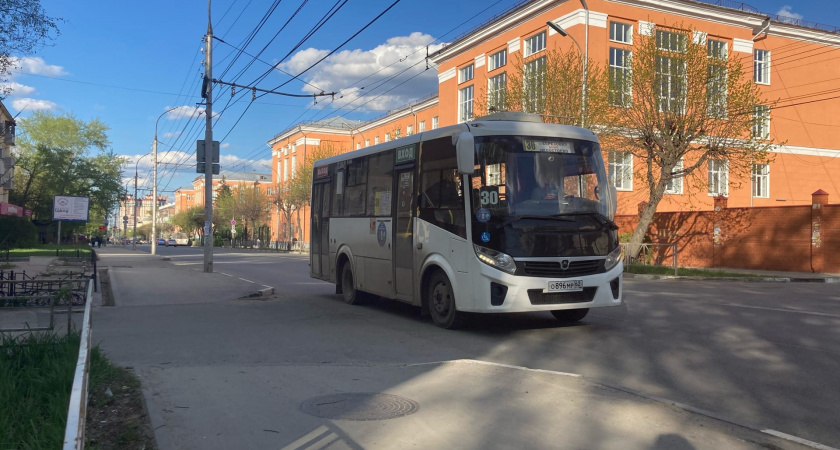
[86,358,156,449]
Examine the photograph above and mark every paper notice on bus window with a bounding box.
[524,140,573,154]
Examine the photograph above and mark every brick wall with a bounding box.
[616,192,839,273]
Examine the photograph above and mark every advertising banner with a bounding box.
[53,196,90,221]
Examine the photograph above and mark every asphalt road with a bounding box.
[111,246,840,446]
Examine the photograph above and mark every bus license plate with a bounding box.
[546,280,583,292]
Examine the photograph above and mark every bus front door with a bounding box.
[311,180,331,280]
[394,169,414,300]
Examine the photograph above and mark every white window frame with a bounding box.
[406,124,413,135]
[459,85,474,123]
[610,21,633,44]
[356,143,361,150]
[432,116,439,129]
[752,163,769,198]
[524,31,546,57]
[365,139,370,147]
[609,47,632,107]
[283,159,289,182]
[754,49,770,85]
[664,158,684,194]
[608,151,633,191]
[708,159,729,196]
[458,64,474,83]
[752,105,770,139]
[291,155,296,177]
[488,72,507,112]
[419,121,425,132]
[523,56,546,113]
[385,133,390,142]
[374,136,380,145]
[488,49,507,71]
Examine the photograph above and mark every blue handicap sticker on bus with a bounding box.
[476,208,491,223]
[480,232,491,243]
[377,222,387,246]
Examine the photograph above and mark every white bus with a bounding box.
[310,112,623,328]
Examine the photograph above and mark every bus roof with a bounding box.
[313,113,599,168]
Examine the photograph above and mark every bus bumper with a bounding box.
[462,262,623,313]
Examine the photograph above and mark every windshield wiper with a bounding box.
[556,212,620,230]
[501,214,578,227]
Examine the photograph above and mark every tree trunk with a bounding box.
[626,184,668,262]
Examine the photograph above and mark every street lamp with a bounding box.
[152,106,183,255]
[132,153,151,251]
[547,20,587,126]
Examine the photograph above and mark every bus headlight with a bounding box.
[604,245,623,271]
[474,245,516,274]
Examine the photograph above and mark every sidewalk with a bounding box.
[82,247,829,450]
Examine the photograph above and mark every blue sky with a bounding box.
[3,0,839,200]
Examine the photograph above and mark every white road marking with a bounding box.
[280,426,331,450]
[408,359,581,378]
[722,304,840,318]
[761,429,839,450]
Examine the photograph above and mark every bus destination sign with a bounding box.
[395,144,416,164]
[316,166,329,178]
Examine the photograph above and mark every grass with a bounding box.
[0,331,80,449]
[5,244,93,259]
[624,264,766,277]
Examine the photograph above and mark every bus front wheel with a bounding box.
[551,308,589,323]
[427,271,464,329]
[340,262,365,305]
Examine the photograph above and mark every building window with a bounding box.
[708,159,728,196]
[488,72,507,112]
[752,164,769,198]
[524,31,546,57]
[407,124,413,135]
[292,144,296,153]
[459,85,474,122]
[374,136,380,145]
[707,39,728,118]
[664,158,683,194]
[488,49,507,71]
[365,139,370,147]
[458,64,474,83]
[657,55,686,113]
[419,121,425,132]
[283,159,288,182]
[752,105,770,139]
[754,49,770,84]
[523,56,546,113]
[657,30,686,52]
[608,151,633,191]
[432,116,438,129]
[610,21,632,44]
[385,133,390,142]
[356,143,361,150]
[609,48,632,107]
[291,155,296,177]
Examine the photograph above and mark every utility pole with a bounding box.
[203,0,214,273]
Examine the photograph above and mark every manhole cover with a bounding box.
[300,393,419,421]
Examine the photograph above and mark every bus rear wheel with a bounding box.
[551,308,589,323]
[427,271,464,329]
[340,262,365,305]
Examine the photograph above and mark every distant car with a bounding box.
[167,239,177,247]
[157,238,166,246]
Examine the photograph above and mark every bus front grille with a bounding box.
[517,260,604,277]
[527,287,597,305]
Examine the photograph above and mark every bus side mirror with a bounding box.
[454,131,475,174]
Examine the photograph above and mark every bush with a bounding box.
[0,216,38,248]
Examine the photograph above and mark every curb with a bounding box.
[623,273,840,283]
[244,286,275,298]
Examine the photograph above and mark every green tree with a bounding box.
[172,206,204,238]
[599,24,775,258]
[0,0,61,95]
[10,111,121,240]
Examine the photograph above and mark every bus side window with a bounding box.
[419,137,466,238]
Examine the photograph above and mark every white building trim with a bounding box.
[732,38,753,54]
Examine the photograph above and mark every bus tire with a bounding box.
[551,308,589,323]
[427,270,464,329]
[340,261,365,305]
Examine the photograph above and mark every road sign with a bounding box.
[99,226,105,231]
[231,219,236,226]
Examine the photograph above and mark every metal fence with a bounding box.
[621,243,679,276]
[63,279,94,450]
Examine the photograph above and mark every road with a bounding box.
[106,246,840,447]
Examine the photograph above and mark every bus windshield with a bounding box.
[470,135,615,258]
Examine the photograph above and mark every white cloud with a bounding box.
[220,155,272,174]
[776,6,803,23]
[165,105,205,120]
[0,81,36,96]
[163,131,182,139]
[277,32,444,112]
[9,57,67,77]
[220,142,231,149]
[12,98,59,111]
